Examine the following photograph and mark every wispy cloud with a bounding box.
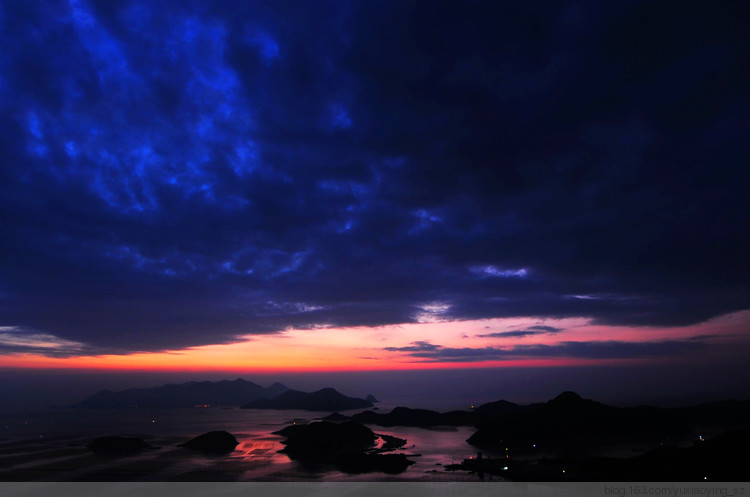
[479,330,544,338]
[385,340,443,353]
[479,325,564,338]
[385,339,707,362]
[0,326,94,357]
[471,266,529,278]
[528,325,563,333]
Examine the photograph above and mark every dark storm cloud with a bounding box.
[384,339,708,362]
[0,0,748,354]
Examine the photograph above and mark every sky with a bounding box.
[0,1,749,404]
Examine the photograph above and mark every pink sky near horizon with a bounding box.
[1,310,748,373]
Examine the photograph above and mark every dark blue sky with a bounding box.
[0,0,748,356]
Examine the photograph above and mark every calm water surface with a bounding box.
[0,403,485,481]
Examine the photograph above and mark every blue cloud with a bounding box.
[0,0,747,354]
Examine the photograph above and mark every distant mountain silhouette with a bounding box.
[242,387,373,411]
[353,406,473,427]
[68,379,288,409]
[471,399,522,416]
[365,394,379,403]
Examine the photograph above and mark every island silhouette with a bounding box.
[242,387,373,411]
[61,381,750,481]
[68,378,288,409]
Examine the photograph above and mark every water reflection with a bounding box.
[0,408,483,481]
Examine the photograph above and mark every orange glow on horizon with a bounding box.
[0,350,645,372]
[2,311,748,373]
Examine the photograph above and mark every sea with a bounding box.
[0,400,489,482]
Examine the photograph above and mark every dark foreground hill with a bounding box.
[581,428,750,481]
[68,379,288,409]
[467,391,691,449]
[242,387,372,411]
[450,427,750,482]
[336,391,750,453]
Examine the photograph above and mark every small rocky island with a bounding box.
[87,436,154,456]
[274,421,414,474]
[179,431,239,453]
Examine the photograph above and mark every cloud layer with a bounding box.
[385,339,708,362]
[0,1,748,354]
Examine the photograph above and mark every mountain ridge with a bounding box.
[242,387,373,411]
[68,378,289,409]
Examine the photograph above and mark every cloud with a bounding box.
[0,327,96,358]
[480,325,564,338]
[471,266,529,278]
[479,331,544,338]
[385,341,443,353]
[0,1,748,354]
[385,339,708,362]
[528,325,563,333]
